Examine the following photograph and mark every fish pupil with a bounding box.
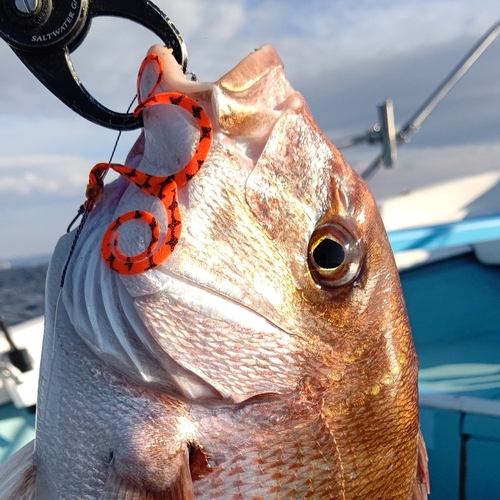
[313,238,345,269]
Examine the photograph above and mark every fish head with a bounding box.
[70,41,418,419]
[130,44,417,405]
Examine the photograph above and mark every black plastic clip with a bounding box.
[0,0,188,130]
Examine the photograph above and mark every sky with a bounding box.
[1,0,500,262]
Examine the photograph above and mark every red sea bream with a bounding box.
[0,44,429,499]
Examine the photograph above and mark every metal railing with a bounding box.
[335,21,500,180]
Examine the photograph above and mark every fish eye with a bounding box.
[312,238,345,269]
[308,222,363,288]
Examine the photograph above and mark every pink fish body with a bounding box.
[0,45,428,499]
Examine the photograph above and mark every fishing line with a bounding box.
[38,285,64,423]
[59,95,137,288]
[51,95,136,411]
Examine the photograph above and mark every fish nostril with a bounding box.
[312,238,345,269]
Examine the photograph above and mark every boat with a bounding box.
[382,177,500,500]
[0,315,42,464]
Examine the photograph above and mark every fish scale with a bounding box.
[36,302,194,499]
[134,292,302,401]
[190,396,344,498]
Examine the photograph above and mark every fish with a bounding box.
[0,44,429,499]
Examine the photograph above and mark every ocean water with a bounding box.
[0,264,48,327]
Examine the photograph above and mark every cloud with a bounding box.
[3,0,500,113]
[3,0,500,155]
[314,35,500,149]
[158,0,246,43]
[0,194,82,260]
[0,114,139,167]
[0,155,89,196]
[1,0,500,260]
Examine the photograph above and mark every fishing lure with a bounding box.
[85,54,213,275]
